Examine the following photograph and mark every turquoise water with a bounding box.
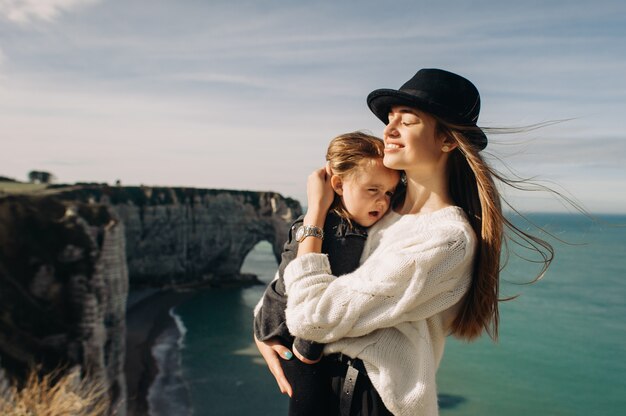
[174,214,626,415]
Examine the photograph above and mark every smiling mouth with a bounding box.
[385,143,403,150]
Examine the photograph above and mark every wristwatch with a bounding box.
[295,224,324,243]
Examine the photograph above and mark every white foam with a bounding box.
[147,309,193,416]
[169,307,187,349]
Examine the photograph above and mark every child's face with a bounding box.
[336,159,400,227]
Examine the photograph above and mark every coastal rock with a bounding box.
[54,185,302,288]
[0,184,300,415]
[0,194,128,415]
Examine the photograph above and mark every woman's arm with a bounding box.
[296,166,335,256]
[252,167,337,393]
[284,226,475,344]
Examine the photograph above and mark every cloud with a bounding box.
[1,0,625,212]
[0,0,99,24]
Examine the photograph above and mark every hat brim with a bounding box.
[367,88,488,150]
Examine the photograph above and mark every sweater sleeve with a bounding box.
[283,226,474,343]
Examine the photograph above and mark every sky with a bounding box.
[1,0,625,213]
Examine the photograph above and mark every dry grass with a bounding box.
[0,368,109,416]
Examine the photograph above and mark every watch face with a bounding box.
[295,226,304,242]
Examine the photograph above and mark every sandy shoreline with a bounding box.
[125,289,195,416]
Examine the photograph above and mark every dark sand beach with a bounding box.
[125,289,195,416]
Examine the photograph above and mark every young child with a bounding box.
[254,131,401,416]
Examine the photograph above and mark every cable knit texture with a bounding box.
[284,206,476,416]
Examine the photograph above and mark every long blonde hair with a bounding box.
[325,132,386,221]
[435,118,554,341]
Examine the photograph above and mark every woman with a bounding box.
[255,68,552,416]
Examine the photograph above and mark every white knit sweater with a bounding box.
[283,206,476,416]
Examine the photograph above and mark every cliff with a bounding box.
[0,184,301,414]
[0,193,128,415]
[51,185,302,288]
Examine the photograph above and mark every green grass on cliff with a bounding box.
[0,181,48,194]
[0,181,302,214]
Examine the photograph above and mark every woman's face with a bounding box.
[336,159,399,227]
[382,106,444,173]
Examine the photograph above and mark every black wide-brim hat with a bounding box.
[367,68,488,150]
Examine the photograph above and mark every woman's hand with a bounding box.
[305,164,335,219]
[254,335,294,397]
[296,165,335,257]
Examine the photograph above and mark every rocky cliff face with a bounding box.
[0,184,301,414]
[53,185,302,288]
[0,193,128,415]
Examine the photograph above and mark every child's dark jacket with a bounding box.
[253,211,367,360]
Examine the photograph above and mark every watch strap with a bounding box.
[296,224,324,242]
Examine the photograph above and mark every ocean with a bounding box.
[158,213,626,416]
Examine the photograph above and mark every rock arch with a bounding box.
[240,239,280,283]
[55,185,302,288]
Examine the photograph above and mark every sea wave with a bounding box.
[147,307,193,416]
[170,307,188,349]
